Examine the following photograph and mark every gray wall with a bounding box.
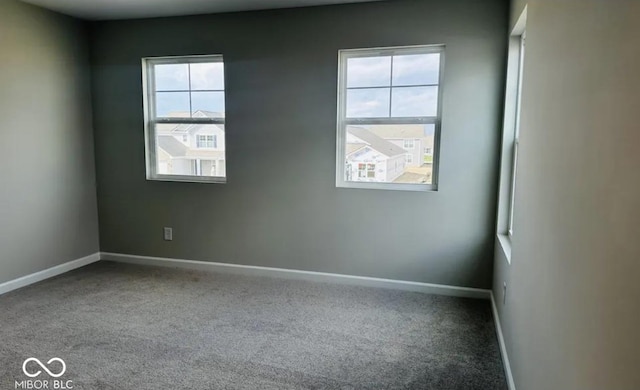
[0,0,99,284]
[493,0,640,388]
[90,0,508,288]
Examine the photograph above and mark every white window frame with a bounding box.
[336,45,445,192]
[142,54,226,184]
[196,135,217,149]
[403,139,415,150]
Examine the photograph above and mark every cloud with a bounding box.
[155,64,189,91]
[344,53,441,118]
[391,86,438,117]
[346,86,438,118]
[392,53,440,86]
[347,88,390,118]
[346,53,440,89]
[347,56,391,88]
[190,62,225,90]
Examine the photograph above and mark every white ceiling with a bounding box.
[20,0,387,20]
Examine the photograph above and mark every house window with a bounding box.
[357,163,367,178]
[142,55,226,183]
[196,135,217,148]
[367,163,376,178]
[356,163,376,179]
[337,45,444,191]
[403,139,415,150]
[405,154,413,164]
[424,147,432,154]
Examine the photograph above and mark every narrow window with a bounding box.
[336,45,444,191]
[508,32,526,237]
[142,55,226,182]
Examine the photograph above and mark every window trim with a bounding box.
[142,54,226,184]
[335,44,445,192]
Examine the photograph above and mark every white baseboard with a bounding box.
[100,252,491,300]
[0,252,101,296]
[0,251,509,385]
[491,292,516,390]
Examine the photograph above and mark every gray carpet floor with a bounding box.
[0,261,507,389]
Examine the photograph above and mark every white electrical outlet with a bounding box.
[163,227,173,241]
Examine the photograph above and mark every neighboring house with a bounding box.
[346,127,407,182]
[156,110,226,177]
[367,124,434,166]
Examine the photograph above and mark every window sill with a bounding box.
[147,174,226,184]
[336,181,437,192]
[497,233,512,264]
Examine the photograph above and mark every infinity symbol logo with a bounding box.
[22,358,66,378]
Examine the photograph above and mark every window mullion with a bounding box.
[344,117,437,125]
[388,56,394,118]
[187,64,193,117]
[154,118,225,125]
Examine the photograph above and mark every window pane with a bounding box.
[155,124,226,177]
[345,124,434,184]
[191,92,225,116]
[347,56,391,88]
[346,88,390,118]
[190,62,224,90]
[155,64,189,91]
[156,92,190,117]
[391,86,438,117]
[392,53,440,86]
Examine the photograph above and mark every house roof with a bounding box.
[156,121,225,137]
[159,111,225,134]
[347,127,407,158]
[193,110,223,119]
[157,135,225,159]
[165,110,223,119]
[367,124,428,139]
[346,143,367,155]
[157,135,188,157]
